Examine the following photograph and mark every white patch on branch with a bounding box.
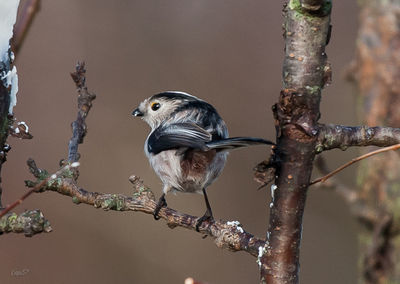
[226,220,244,233]
[270,184,277,200]
[70,162,80,168]
[256,245,267,267]
[2,65,18,114]
[18,121,29,133]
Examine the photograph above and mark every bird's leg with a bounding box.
[195,188,214,232]
[153,193,167,220]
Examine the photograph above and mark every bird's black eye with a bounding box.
[151,102,161,111]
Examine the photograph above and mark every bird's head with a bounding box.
[132,91,200,129]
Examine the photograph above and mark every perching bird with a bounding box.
[132,91,274,231]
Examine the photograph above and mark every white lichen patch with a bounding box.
[270,184,277,200]
[17,121,29,133]
[256,245,267,267]
[1,65,18,114]
[70,162,80,168]
[226,220,244,233]
[269,184,278,209]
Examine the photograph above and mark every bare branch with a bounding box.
[11,0,41,56]
[68,62,96,163]
[317,124,400,152]
[24,167,266,256]
[312,156,379,226]
[0,209,52,236]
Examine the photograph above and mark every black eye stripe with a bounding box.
[151,103,161,111]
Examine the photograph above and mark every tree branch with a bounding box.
[317,124,400,152]
[26,167,266,256]
[68,62,96,163]
[311,144,400,185]
[312,156,379,227]
[11,0,41,56]
[260,1,332,283]
[0,209,52,237]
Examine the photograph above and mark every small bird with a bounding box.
[132,91,274,231]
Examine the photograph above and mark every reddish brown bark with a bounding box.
[259,1,332,283]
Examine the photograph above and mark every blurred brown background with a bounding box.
[1,1,360,283]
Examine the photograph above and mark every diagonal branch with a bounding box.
[11,0,41,56]
[312,156,379,227]
[311,144,400,184]
[0,160,79,219]
[26,165,267,257]
[316,124,400,152]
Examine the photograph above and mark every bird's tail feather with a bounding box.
[206,137,275,150]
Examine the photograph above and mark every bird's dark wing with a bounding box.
[147,123,212,154]
[205,137,275,150]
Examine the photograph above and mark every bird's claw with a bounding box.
[153,194,167,220]
[195,214,214,232]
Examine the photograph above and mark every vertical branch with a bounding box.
[259,1,332,283]
[0,59,12,209]
[0,1,21,208]
[68,62,96,163]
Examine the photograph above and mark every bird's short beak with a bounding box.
[132,108,144,117]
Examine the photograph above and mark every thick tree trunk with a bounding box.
[259,1,332,283]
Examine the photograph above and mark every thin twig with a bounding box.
[68,62,96,163]
[313,156,379,226]
[310,144,400,185]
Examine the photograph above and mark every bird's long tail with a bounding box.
[206,137,275,150]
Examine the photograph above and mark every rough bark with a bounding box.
[259,1,332,283]
[317,125,400,152]
[0,210,51,236]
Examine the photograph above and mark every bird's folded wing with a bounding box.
[147,123,212,154]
